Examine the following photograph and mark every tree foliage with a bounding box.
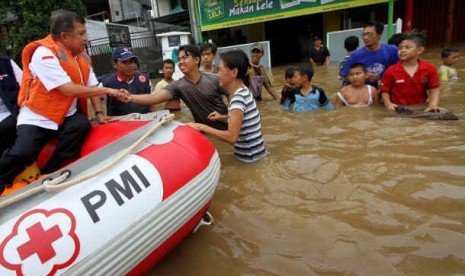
[1,0,87,60]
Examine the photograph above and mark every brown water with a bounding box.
[152,47,465,275]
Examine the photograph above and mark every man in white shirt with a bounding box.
[0,10,121,194]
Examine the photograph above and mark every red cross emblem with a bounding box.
[0,208,80,275]
[17,222,63,263]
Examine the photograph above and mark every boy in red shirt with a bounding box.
[380,34,445,112]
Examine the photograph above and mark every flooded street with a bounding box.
[152,47,465,275]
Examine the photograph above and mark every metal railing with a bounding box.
[87,31,163,78]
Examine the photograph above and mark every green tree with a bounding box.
[1,0,86,59]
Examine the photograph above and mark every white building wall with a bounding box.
[86,19,149,43]
[108,0,123,21]
[122,1,143,19]
[109,0,144,21]
[157,0,172,17]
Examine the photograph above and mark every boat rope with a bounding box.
[0,113,175,209]
[44,113,174,191]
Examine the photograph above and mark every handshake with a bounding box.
[106,88,131,103]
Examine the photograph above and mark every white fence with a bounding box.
[327,19,402,62]
[216,41,272,69]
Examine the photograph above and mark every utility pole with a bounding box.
[445,0,455,45]
[187,0,203,44]
[387,0,394,38]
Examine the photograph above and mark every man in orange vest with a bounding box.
[0,10,121,194]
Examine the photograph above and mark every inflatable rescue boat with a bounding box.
[0,111,221,275]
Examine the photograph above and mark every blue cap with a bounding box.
[112,46,138,61]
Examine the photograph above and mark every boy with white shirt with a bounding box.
[0,10,121,194]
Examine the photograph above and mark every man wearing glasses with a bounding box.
[0,10,122,194]
[101,46,151,117]
[341,21,399,88]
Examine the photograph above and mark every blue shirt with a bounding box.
[338,55,349,86]
[283,86,333,112]
[101,72,151,116]
[0,57,20,118]
[341,44,399,87]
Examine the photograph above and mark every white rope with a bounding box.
[0,114,174,209]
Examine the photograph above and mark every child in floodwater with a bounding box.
[438,48,459,82]
[335,63,378,107]
[338,35,359,86]
[380,34,446,112]
[280,66,297,105]
[282,64,333,112]
[152,59,180,112]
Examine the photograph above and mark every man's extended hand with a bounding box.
[107,88,131,103]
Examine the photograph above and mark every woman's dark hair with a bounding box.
[219,50,249,80]
[50,10,85,39]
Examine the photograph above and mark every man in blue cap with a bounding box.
[100,46,152,116]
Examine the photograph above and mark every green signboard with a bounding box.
[198,0,388,31]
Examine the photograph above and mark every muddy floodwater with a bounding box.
[152,47,465,275]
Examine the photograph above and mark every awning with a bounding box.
[198,0,389,31]
[153,10,189,25]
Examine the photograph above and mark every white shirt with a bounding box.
[17,46,98,130]
[0,60,23,122]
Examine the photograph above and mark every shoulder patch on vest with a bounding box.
[57,49,68,62]
[80,53,90,63]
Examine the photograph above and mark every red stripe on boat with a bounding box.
[136,125,216,200]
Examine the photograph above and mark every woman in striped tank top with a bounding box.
[188,50,267,163]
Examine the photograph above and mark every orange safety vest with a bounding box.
[18,35,92,125]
